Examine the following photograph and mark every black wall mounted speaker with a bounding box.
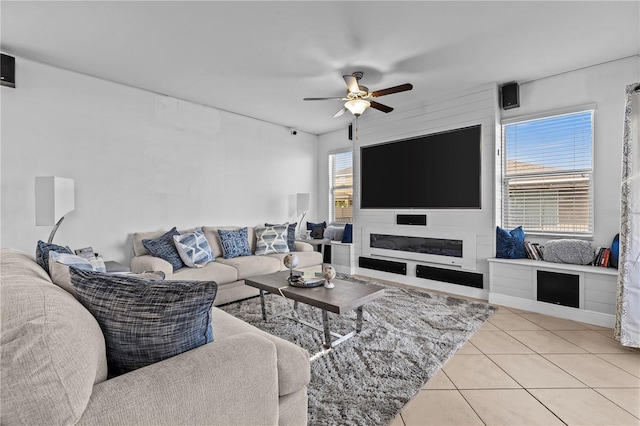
[396,214,427,226]
[500,82,519,110]
[1,54,15,88]
[348,124,353,141]
[359,257,407,275]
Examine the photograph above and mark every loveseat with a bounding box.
[1,248,310,425]
[131,226,323,305]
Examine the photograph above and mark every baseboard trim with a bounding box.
[488,293,615,328]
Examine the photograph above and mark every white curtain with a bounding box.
[615,83,640,348]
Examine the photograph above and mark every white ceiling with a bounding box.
[2,1,639,135]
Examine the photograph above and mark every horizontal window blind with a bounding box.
[502,110,594,235]
[329,151,353,223]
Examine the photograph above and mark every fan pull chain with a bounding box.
[354,116,360,140]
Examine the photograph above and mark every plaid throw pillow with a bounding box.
[70,268,217,375]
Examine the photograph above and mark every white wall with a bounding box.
[318,83,499,299]
[501,56,640,248]
[317,56,639,298]
[1,57,318,264]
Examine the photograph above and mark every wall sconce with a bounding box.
[35,176,75,244]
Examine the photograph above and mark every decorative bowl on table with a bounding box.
[287,275,325,288]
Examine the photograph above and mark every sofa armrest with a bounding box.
[294,241,314,252]
[77,333,279,426]
[130,255,173,275]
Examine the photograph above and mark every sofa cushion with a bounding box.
[218,227,252,259]
[35,240,73,274]
[171,260,239,284]
[50,259,165,297]
[173,228,214,268]
[255,224,290,255]
[70,268,217,375]
[216,255,281,280]
[211,308,309,396]
[142,227,186,271]
[496,226,527,259]
[1,249,108,425]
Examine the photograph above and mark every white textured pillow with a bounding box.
[255,223,290,255]
[48,251,107,296]
[173,228,214,268]
[323,225,345,241]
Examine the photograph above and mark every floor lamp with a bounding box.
[296,193,309,239]
[35,177,75,244]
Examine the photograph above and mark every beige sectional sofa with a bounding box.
[131,226,323,305]
[0,248,310,425]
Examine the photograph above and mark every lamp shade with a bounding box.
[345,99,370,116]
[296,193,310,216]
[35,177,75,226]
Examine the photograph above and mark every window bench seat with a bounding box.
[487,258,618,328]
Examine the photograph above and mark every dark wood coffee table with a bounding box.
[245,271,385,353]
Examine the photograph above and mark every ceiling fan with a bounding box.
[304,71,413,118]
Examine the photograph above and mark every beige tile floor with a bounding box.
[390,304,640,426]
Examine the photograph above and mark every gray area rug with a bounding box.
[220,275,496,425]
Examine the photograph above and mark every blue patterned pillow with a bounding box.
[36,240,73,274]
[142,227,185,271]
[70,268,217,375]
[266,222,297,252]
[255,224,290,255]
[496,226,527,259]
[217,227,251,259]
[173,228,214,268]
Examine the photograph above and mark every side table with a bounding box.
[104,261,130,273]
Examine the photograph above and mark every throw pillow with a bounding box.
[142,227,185,271]
[173,228,214,268]
[36,240,73,274]
[217,227,251,259]
[306,221,326,232]
[266,222,297,252]
[255,224,290,255]
[70,268,217,375]
[496,226,527,259]
[342,223,353,244]
[311,224,325,239]
[50,251,107,272]
[323,224,345,241]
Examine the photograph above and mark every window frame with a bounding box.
[328,149,353,224]
[500,105,595,237]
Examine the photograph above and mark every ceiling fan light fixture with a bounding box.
[345,99,370,116]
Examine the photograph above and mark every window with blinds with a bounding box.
[329,150,353,223]
[501,109,594,236]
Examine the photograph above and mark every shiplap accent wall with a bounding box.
[318,82,500,299]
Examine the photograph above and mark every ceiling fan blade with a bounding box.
[370,101,394,113]
[333,107,348,118]
[343,75,360,93]
[371,83,413,98]
[303,97,345,101]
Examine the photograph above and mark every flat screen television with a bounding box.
[360,124,481,209]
